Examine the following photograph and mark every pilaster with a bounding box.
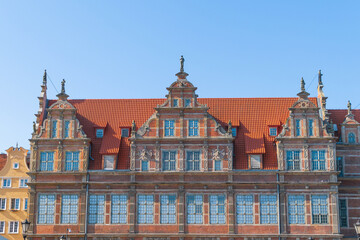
[129,186,136,233]
[178,185,185,233]
[227,186,235,234]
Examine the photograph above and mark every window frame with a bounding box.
[61,194,79,224]
[288,194,305,224]
[13,163,19,169]
[2,178,11,188]
[249,155,261,169]
[64,120,70,138]
[172,99,178,107]
[137,194,154,224]
[51,120,57,138]
[348,132,356,143]
[236,194,254,224]
[10,198,20,210]
[259,194,278,224]
[209,194,226,224]
[186,194,203,224]
[311,195,329,224]
[308,119,314,136]
[121,128,129,138]
[188,119,199,137]
[164,120,175,137]
[95,128,104,138]
[231,127,237,137]
[162,150,177,171]
[19,178,28,188]
[339,198,348,227]
[8,221,19,234]
[0,198,6,210]
[111,194,128,224]
[40,151,54,172]
[37,194,55,224]
[88,194,105,224]
[286,150,301,171]
[24,198,28,211]
[337,156,344,177]
[103,155,115,170]
[160,194,177,224]
[184,98,192,107]
[311,150,326,171]
[65,151,80,171]
[295,119,301,136]
[0,221,4,233]
[186,150,201,171]
[269,127,277,136]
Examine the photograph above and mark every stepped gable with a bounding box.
[48,97,318,170]
[0,154,6,171]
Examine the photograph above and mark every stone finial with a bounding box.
[301,77,305,92]
[33,121,37,134]
[347,100,352,115]
[43,69,47,85]
[180,55,185,72]
[56,79,69,100]
[318,70,323,86]
[228,120,232,134]
[61,79,66,94]
[131,120,136,133]
[175,55,189,79]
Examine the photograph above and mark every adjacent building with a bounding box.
[27,61,360,240]
[0,146,30,240]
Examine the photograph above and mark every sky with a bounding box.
[0,1,359,152]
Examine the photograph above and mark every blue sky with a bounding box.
[0,1,359,152]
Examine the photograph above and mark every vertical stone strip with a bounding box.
[155,143,160,171]
[180,111,184,138]
[57,144,63,172]
[227,143,233,171]
[79,189,86,232]
[204,114,208,138]
[280,186,287,234]
[31,145,38,172]
[178,185,185,233]
[341,126,345,143]
[28,189,36,234]
[129,186,136,233]
[303,145,309,171]
[303,116,307,137]
[290,115,294,137]
[178,144,184,171]
[227,186,235,234]
[277,143,284,171]
[328,144,335,171]
[83,145,89,171]
[330,188,340,234]
[156,113,160,138]
[130,143,136,171]
[202,143,208,171]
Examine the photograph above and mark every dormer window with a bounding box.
[96,129,104,138]
[308,119,314,136]
[249,155,261,169]
[295,119,301,136]
[104,155,115,170]
[173,99,178,107]
[184,99,191,107]
[269,127,277,136]
[231,128,237,137]
[348,132,356,143]
[121,128,129,137]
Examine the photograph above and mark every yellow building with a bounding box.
[0,147,29,240]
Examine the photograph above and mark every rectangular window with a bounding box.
[121,128,129,137]
[61,195,78,224]
[8,221,18,233]
[260,195,277,224]
[65,151,80,171]
[104,155,115,170]
[312,195,328,224]
[96,129,104,138]
[138,195,154,224]
[186,151,200,171]
[38,194,55,224]
[64,120,70,138]
[269,127,277,136]
[231,127,237,137]
[0,198,6,210]
[88,195,105,224]
[295,119,301,136]
[141,160,149,171]
[184,98,191,107]
[19,179,28,188]
[0,221,4,233]
[24,198,28,210]
[337,157,344,177]
[164,120,175,137]
[160,195,176,224]
[286,150,301,170]
[52,120,57,138]
[13,163,19,169]
[111,195,127,224]
[312,150,326,170]
[173,99,178,107]
[236,195,253,224]
[10,199,20,210]
[162,151,176,171]
[288,195,305,224]
[250,155,261,169]
[40,152,54,171]
[187,195,203,224]
[2,178,11,188]
[214,160,222,171]
[309,119,314,136]
[339,199,348,227]
[189,120,199,136]
[209,195,226,224]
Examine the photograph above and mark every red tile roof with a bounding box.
[48,97,318,170]
[0,154,7,171]
[328,109,360,138]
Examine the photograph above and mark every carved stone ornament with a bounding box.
[137,147,152,161]
[227,145,233,170]
[212,146,225,160]
[130,144,136,171]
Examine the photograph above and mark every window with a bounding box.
[121,128,129,137]
[13,163,19,169]
[88,195,105,224]
[160,195,176,224]
[65,151,80,171]
[337,157,344,177]
[19,179,28,188]
[348,132,356,143]
[250,155,261,169]
[186,151,200,171]
[162,151,176,171]
[214,160,222,171]
[236,195,253,224]
[209,195,226,224]
[260,195,277,224]
[308,119,314,136]
[10,198,20,210]
[138,195,154,224]
[111,195,127,224]
[24,198,28,210]
[164,120,175,137]
[286,150,300,170]
[184,99,191,107]
[295,119,301,136]
[8,221,18,233]
[187,195,203,224]
[40,152,54,171]
[231,127,237,137]
[52,120,57,138]
[96,129,104,138]
[173,99,178,107]
[269,127,277,136]
[311,195,328,224]
[311,150,326,170]
[339,199,348,227]
[64,120,70,138]
[0,198,6,210]
[141,160,149,171]
[61,195,78,224]
[0,221,4,233]
[288,195,305,224]
[104,155,115,170]
[2,178,11,188]
[38,194,55,224]
[188,120,199,136]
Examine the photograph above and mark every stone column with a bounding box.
[129,186,136,233]
[28,188,36,234]
[178,185,185,233]
[330,187,340,234]
[227,186,235,234]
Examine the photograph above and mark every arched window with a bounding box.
[348,132,356,143]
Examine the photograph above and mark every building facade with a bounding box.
[27,62,359,240]
[0,146,30,240]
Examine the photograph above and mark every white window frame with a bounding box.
[10,198,20,210]
[0,198,6,210]
[186,194,203,224]
[8,221,18,234]
[38,194,55,224]
[61,194,79,224]
[88,195,105,224]
[111,194,128,224]
[209,194,226,224]
[24,198,28,211]
[259,194,278,224]
[249,155,261,169]
[65,151,80,171]
[0,221,4,233]
[2,178,11,188]
[236,194,254,224]
[40,152,54,172]
[104,155,115,170]
[13,163,19,169]
[19,178,28,188]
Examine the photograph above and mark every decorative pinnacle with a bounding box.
[180,55,185,72]
[43,69,47,85]
[318,70,323,86]
[61,79,66,94]
[228,120,232,134]
[347,100,352,115]
[301,77,305,92]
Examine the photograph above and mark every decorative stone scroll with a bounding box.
[211,146,225,161]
